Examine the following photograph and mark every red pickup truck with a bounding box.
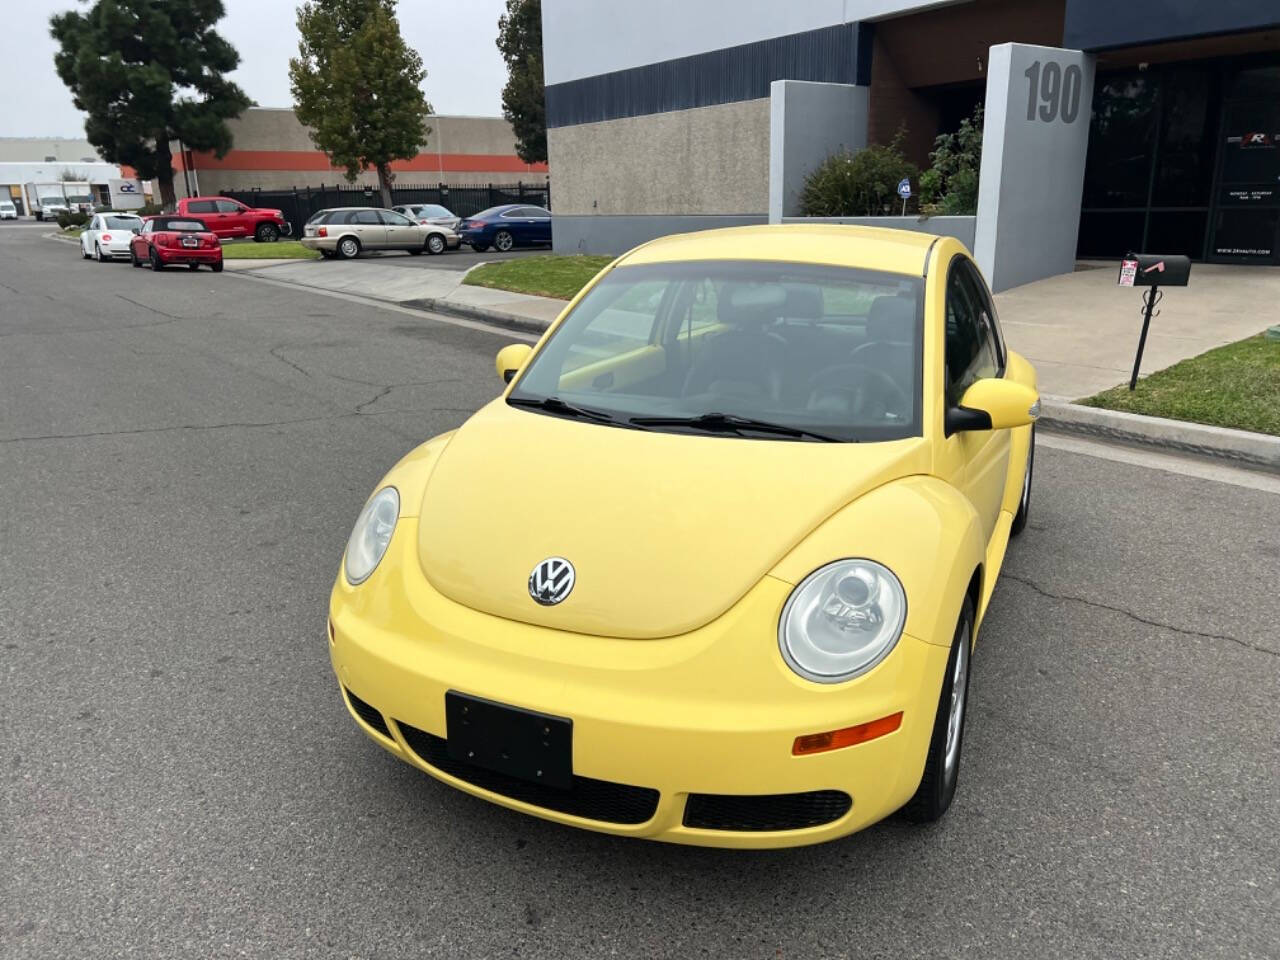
[175,196,291,242]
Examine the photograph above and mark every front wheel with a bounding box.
[426,233,446,255]
[902,595,974,824]
[493,230,514,252]
[1010,424,1035,537]
[254,222,280,243]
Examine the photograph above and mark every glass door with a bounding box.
[1208,64,1280,264]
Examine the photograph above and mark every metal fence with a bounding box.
[221,181,551,237]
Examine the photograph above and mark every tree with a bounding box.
[50,0,251,210]
[289,0,431,208]
[919,103,984,216]
[496,0,545,165]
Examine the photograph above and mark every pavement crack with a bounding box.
[268,344,314,379]
[355,385,395,414]
[0,413,357,444]
[116,294,183,320]
[1002,573,1278,659]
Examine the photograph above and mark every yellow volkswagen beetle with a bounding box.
[329,225,1038,848]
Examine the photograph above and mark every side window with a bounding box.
[379,210,413,226]
[944,260,998,407]
[960,262,1006,372]
[187,200,216,214]
[141,220,152,234]
[88,216,100,230]
[215,200,241,214]
[354,210,381,225]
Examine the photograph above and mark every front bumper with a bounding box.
[329,519,951,848]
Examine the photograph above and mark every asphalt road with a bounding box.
[3,227,1278,959]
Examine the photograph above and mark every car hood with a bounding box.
[416,399,931,639]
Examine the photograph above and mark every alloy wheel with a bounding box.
[943,620,970,781]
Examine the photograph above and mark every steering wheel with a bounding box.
[807,364,912,422]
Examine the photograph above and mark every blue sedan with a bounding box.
[457,204,552,252]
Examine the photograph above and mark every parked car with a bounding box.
[326,224,1040,848]
[300,207,460,259]
[130,216,223,271]
[457,204,552,252]
[392,203,462,232]
[80,212,143,262]
[175,196,291,242]
[0,200,16,220]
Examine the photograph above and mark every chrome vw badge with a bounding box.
[529,557,575,605]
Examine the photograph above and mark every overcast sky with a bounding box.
[2,0,510,139]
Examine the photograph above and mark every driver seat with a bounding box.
[849,294,915,389]
[682,285,788,401]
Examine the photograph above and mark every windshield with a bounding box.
[155,219,205,231]
[65,188,92,201]
[419,204,451,217]
[509,260,923,442]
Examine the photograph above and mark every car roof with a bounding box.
[617,224,941,276]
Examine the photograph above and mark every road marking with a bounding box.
[1039,432,1280,494]
[227,271,541,342]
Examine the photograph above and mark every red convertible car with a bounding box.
[130,217,224,272]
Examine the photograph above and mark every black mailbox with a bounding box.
[1118,253,1191,288]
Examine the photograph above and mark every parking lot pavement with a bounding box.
[3,229,1278,959]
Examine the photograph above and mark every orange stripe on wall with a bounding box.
[180,149,547,174]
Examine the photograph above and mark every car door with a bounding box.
[351,209,387,248]
[526,206,552,244]
[133,220,152,259]
[941,256,1010,545]
[215,199,248,237]
[379,209,423,250]
[186,200,222,236]
[83,216,100,254]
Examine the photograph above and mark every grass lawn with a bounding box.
[1080,332,1280,436]
[463,255,613,300]
[62,226,85,239]
[221,240,319,260]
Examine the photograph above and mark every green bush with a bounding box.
[798,131,919,218]
[56,211,90,229]
[921,104,984,215]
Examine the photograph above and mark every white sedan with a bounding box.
[81,213,144,262]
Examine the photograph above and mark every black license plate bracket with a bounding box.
[445,691,572,790]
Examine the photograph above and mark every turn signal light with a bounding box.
[317,226,328,237]
[793,712,903,756]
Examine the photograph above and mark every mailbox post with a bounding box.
[1118,253,1191,391]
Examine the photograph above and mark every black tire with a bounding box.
[470,243,489,253]
[336,236,360,260]
[212,261,223,273]
[408,247,424,256]
[82,243,91,260]
[131,248,142,268]
[493,230,514,252]
[319,250,334,259]
[254,222,280,243]
[902,595,975,824]
[97,244,109,263]
[425,233,446,255]
[149,248,164,271]
[1010,424,1035,537]
[188,263,200,271]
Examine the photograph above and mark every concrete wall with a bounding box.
[547,99,772,216]
[783,215,977,248]
[174,108,548,198]
[974,43,1095,291]
[542,0,967,83]
[769,81,869,222]
[553,214,769,255]
[0,138,104,163]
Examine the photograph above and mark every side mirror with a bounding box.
[495,343,532,384]
[946,378,1040,436]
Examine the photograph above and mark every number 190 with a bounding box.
[1025,60,1082,124]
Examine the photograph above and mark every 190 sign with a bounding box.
[1024,60,1083,124]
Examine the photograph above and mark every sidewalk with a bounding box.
[994,262,1280,400]
[227,257,565,331]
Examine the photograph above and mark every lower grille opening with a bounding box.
[344,687,392,739]
[397,723,660,826]
[683,790,852,832]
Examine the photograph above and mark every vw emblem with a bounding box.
[529,557,575,605]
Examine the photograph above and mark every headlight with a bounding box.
[343,487,399,585]
[779,559,907,683]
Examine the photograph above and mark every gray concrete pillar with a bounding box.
[974,43,1096,292]
[769,80,869,224]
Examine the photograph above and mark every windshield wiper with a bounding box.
[507,394,629,426]
[627,411,845,442]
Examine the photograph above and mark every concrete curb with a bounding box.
[399,297,554,337]
[1039,398,1280,473]
[45,231,79,244]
